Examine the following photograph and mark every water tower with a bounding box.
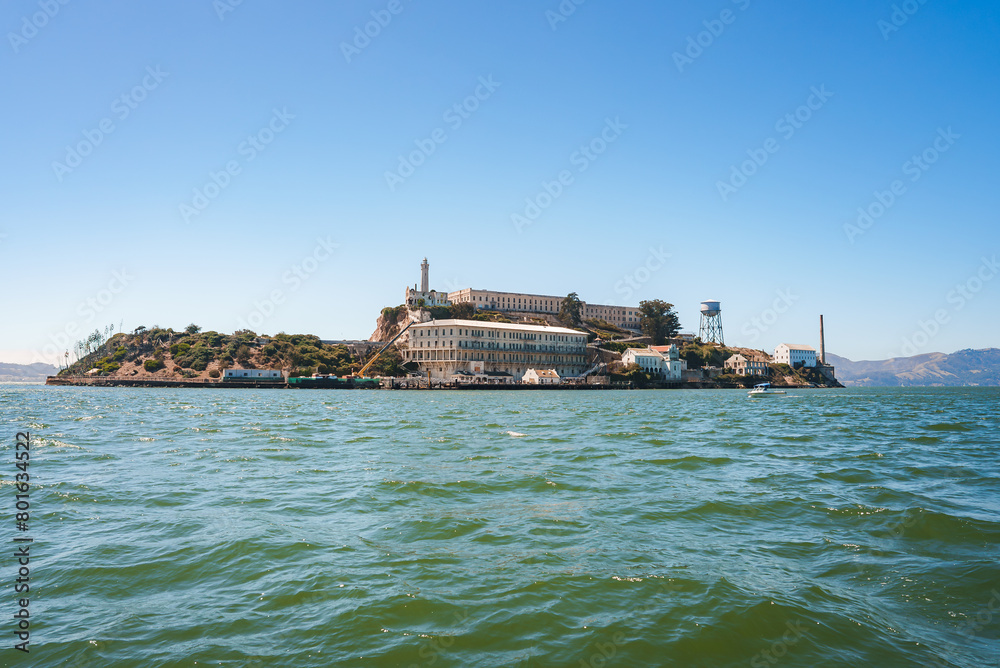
[699,300,724,345]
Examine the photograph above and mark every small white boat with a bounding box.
[748,382,786,398]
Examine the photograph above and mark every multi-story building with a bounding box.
[447,288,641,331]
[400,319,589,381]
[724,352,771,376]
[621,345,684,381]
[401,259,643,331]
[773,344,817,368]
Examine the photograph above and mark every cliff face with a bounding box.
[370,308,411,343]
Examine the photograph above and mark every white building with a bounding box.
[405,258,451,308]
[724,352,771,376]
[447,288,642,331]
[402,258,642,330]
[222,369,283,380]
[773,344,817,368]
[523,368,561,385]
[401,319,589,381]
[621,345,684,381]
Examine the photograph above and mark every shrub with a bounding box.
[144,359,165,372]
[428,305,452,320]
[203,331,223,348]
[208,369,220,378]
[381,305,406,322]
[235,345,251,365]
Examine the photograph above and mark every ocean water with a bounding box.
[1,386,999,668]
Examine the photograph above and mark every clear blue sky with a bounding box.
[2,0,998,364]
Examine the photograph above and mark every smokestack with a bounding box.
[819,314,826,365]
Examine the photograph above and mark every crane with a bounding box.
[350,319,415,379]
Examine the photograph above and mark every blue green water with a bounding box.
[2,386,999,667]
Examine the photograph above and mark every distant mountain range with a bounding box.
[827,348,1000,386]
[0,363,58,382]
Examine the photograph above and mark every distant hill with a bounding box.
[0,362,57,382]
[827,348,1000,386]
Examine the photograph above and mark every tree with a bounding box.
[235,345,252,365]
[638,299,681,345]
[618,363,650,388]
[451,302,476,320]
[185,324,202,335]
[559,292,583,327]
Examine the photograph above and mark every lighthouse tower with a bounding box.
[404,258,449,308]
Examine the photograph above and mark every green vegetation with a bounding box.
[611,363,651,387]
[428,305,452,320]
[60,326,367,378]
[449,302,476,320]
[362,346,405,377]
[258,334,355,376]
[586,318,631,341]
[715,372,760,388]
[143,359,165,372]
[558,292,583,327]
[381,305,406,323]
[680,341,728,369]
[471,311,512,323]
[602,341,647,354]
[638,299,681,345]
